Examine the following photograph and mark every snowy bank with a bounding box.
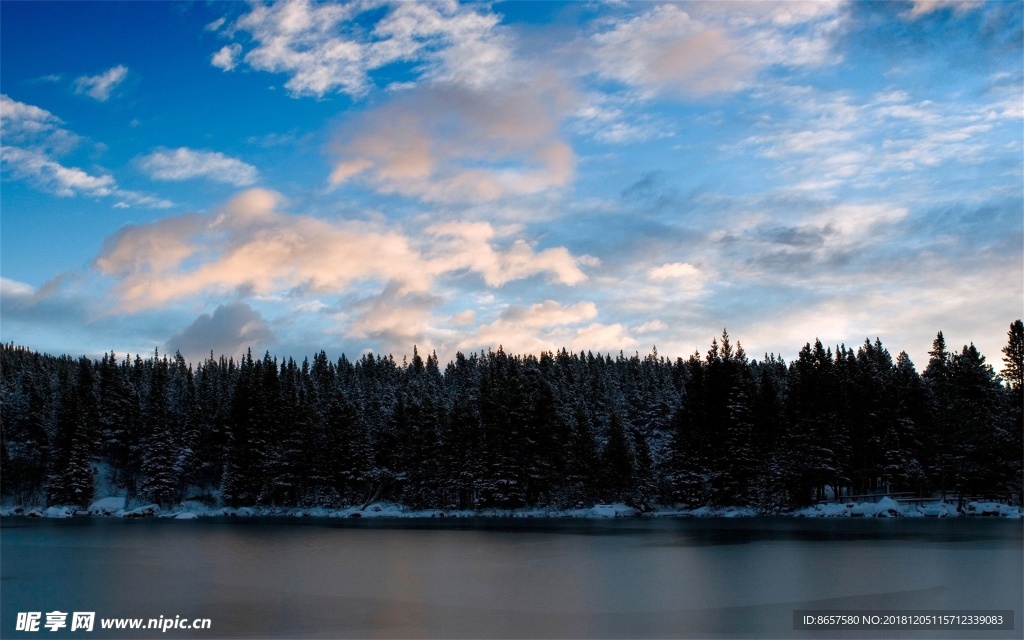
[3,497,1021,520]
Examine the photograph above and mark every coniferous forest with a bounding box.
[2,322,1022,513]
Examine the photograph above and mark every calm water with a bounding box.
[1,517,1021,638]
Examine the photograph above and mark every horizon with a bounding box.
[4,323,1016,379]
[2,1,1021,374]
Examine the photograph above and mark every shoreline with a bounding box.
[3,496,1021,520]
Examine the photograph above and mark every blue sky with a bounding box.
[1,0,1021,370]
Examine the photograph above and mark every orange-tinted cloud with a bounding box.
[94,189,594,312]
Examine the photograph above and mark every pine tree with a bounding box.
[947,343,1002,508]
[600,412,635,502]
[1001,320,1024,392]
[45,358,96,507]
[139,356,177,506]
[999,321,1024,504]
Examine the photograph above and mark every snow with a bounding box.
[918,502,958,518]
[966,501,1021,518]
[3,495,1022,520]
[590,503,635,518]
[848,496,905,517]
[88,497,126,515]
[122,504,160,518]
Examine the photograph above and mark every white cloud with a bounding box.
[571,322,636,354]
[425,221,596,287]
[573,92,672,144]
[499,300,598,328]
[1,94,60,135]
[216,0,510,98]
[211,44,242,71]
[1,95,171,208]
[1,146,115,196]
[454,300,632,356]
[635,320,668,334]
[0,277,35,298]
[730,82,1023,200]
[0,94,79,153]
[139,147,259,186]
[648,262,703,281]
[74,65,128,101]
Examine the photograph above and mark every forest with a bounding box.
[2,322,1022,513]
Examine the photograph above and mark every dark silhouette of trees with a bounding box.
[2,321,1021,511]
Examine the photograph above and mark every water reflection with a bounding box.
[2,517,1020,638]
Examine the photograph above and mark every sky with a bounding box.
[1,0,1021,372]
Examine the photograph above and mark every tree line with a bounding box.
[2,321,1021,512]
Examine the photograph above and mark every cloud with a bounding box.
[901,1,981,19]
[0,277,35,299]
[425,221,595,287]
[499,300,598,328]
[1,95,171,208]
[0,274,107,355]
[330,81,576,203]
[217,0,510,97]
[648,262,703,281]
[1,95,61,136]
[344,283,442,354]
[211,44,242,71]
[139,147,259,186]
[454,299,631,356]
[572,92,673,144]
[93,189,594,311]
[74,65,128,101]
[0,94,79,153]
[723,249,1021,371]
[733,82,1022,198]
[166,302,275,362]
[570,322,636,354]
[635,319,667,334]
[1,146,115,196]
[1,146,171,208]
[590,3,845,99]
[593,5,757,98]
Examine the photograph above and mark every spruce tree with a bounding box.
[139,356,177,507]
[45,358,95,508]
[1001,320,1024,392]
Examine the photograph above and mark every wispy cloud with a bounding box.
[589,2,845,99]
[330,81,575,203]
[0,94,171,208]
[139,147,259,186]
[592,4,757,98]
[1,146,116,197]
[74,65,128,101]
[901,0,982,20]
[215,0,510,98]
[455,300,632,356]
[732,82,1022,197]
[0,94,78,153]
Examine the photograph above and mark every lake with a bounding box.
[2,517,1021,638]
